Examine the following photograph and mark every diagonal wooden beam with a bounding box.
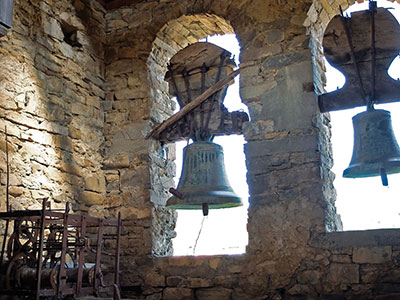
[147,68,241,140]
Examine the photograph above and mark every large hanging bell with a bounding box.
[343,109,400,185]
[167,141,242,212]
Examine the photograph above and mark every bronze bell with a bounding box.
[343,109,400,186]
[167,141,242,214]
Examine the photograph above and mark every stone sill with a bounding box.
[311,228,400,249]
[155,254,247,273]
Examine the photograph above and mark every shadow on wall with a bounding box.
[0,1,106,216]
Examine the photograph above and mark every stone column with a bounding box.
[236,7,338,293]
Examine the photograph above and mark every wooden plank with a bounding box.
[76,216,87,295]
[320,7,400,112]
[94,220,103,292]
[57,204,70,296]
[147,68,240,140]
[35,200,47,300]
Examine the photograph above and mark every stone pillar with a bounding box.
[235,5,339,293]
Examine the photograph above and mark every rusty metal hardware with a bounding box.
[0,199,122,300]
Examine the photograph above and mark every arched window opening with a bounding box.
[326,1,400,230]
[147,15,250,256]
[172,34,249,256]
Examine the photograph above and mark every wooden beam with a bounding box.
[147,68,241,140]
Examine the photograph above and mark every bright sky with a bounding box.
[172,0,400,256]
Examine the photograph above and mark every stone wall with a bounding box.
[102,0,400,298]
[102,0,341,297]
[2,0,400,299]
[0,0,105,214]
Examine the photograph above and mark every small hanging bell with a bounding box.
[343,109,400,185]
[167,141,242,214]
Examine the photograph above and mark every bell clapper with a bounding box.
[380,168,388,186]
[202,203,209,216]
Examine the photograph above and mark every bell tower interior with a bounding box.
[1,0,400,299]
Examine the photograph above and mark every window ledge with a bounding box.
[310,228,400,249]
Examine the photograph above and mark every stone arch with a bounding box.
[146,13,247,256]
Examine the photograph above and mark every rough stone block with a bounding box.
[214,275,238,288]
[114,87,148,100]
[107,59,135,76]
[262,51,310,70]
[8,186,24,197]
[240,80,277,100]
[297,270,322,285]
[264,29,284,43]
[163,287,193,300]
[120,167,150,189]
[247,173,269,195]
[166,276,185,287]
[85,173,106,193]
[195,287,232,300]
[245,134,318,157]
[119,207,151,219]
[42,17,64,40]
[326,263,359,285]
[184,277,213,288]
[242,120,275,141]
[260,61,318,131]
[353,246,392,264]
[331,254,352,263]
[79,191,104,206]
[31,190,50,200]
[144,272,165,287]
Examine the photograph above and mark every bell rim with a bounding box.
[166,192,243,210]
[343,160,400,178]
[166,201,243,210]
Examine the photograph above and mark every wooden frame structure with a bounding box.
[0,199,121,300]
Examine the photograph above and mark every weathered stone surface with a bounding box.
[166,276,185,287]
[3,1,400,300]
[297,270,322,285]
[85,174,106,193]
[195,287,232,300]
[42,17,64,40]
[353,247,392,264]
[79,191,104,206]
[326,263,360,285]
[245,134,318,157]
[163,287,193,300]
[183,277,213,288]
[144,272,166,287]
